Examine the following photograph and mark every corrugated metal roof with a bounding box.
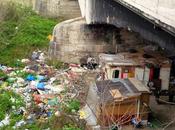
[129,78,150,92]
[99,51,171,67]
[95,78,148,103]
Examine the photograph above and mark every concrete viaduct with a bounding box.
[78,0,175,56]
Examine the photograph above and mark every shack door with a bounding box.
[113,70,120,78]
[135,67,144,81]
[160,68,171,90]
[143,67,150,86]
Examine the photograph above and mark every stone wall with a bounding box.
[0,0,81,19]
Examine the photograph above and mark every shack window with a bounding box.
[113,70,120,78]
[153,68,160,79]
[149,67,160,80]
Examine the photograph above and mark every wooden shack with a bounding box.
[99,51,171,90]
[93,78,150,127]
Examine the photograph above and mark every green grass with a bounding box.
[0,2,59,66]
[0,3,84,130]
[0,90,24,121]
[0,70,7,78]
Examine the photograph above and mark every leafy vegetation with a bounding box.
[0,2,84,130]
[63,125,82,130]
[65,99,80,113]
[0,70,7,78]
[0,2,59,66]
[0,90,24,121]
[46,58,69,69]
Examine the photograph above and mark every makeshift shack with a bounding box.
[85,78,150,128]
[99,51,171,90]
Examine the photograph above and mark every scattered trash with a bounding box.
[31,51,39,61]
[0,50,91,129]
[37,82,45,90]
[38,53,45,63]
[37,75,45,81]
[14,120,26,128]
[0,64,8,72]
[0,115,10,127]
[79,110,87,119]
[55,111,61,117]
[21,59,30,64]
[87,56,98,70]
[26,74,36,81]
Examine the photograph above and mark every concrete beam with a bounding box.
[114,0,175,36]
[78,0,175,56]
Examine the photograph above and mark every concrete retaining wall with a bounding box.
[49,18,119,63]
[49,17,155,63]
[1,0,81,19]
[34,0,81,19]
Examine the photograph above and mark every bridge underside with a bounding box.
[80,0,175,56]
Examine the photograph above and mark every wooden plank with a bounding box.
[109,89,122,99]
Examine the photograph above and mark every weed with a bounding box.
[46,58,69,69]
[65,99,80,113]
[0,2,59,66]
[63,125,82,130]
[0,90,24,121]
[0,70,7,78]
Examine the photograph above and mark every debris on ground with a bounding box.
[0,50,97,129]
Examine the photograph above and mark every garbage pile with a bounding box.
[0,51,88,129]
